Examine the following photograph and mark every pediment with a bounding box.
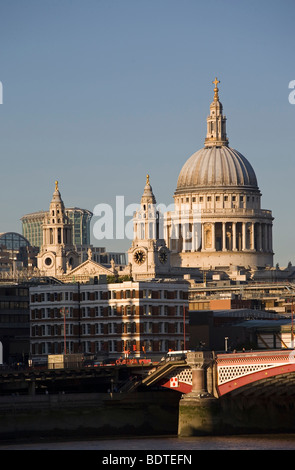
[64,259,114,277]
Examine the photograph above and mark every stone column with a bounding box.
[201,223,205,251]
[269,224,273,253]
[222,222,226,251]
[191,223,195,251]
[265,224,269,252]
[232,222,237,251]
[212,223,216,251]
[258,223,262,251]
[242,222,246,250]
[251,222,255,250]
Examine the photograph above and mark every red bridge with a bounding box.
[142,349,295,398]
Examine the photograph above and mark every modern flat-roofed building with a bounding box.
[0,284,30,364]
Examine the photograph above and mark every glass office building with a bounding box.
[21,211,47,249]
[0,232,31,251]
[66,208,92,246]
[21,208,93,249]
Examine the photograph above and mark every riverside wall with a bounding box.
[178,394,295,437]
[2,388,295,441]
[0,391,181,441]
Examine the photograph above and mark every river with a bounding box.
[0,434,295,450]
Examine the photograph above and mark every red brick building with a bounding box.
[30,280,189,362]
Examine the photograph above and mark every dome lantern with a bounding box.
[204,77,228,148]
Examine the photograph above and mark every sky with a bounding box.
[0,0,294,265]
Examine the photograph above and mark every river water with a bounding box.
[1,434,295,450]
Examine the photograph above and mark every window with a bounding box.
[109,340,117,352]
[95,323,103,335]
[144,305,152,316]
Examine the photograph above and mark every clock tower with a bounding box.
[128,175,170,280]
[37,181,79,277]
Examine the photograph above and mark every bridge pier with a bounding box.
[178,351,221,436]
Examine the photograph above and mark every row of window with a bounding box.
[0,301,29,309]
[31,289,187,302]
[178,195,259,203]
[31,304,185,318]
[32,320,185,337]
[32,339,185,355]
[0,313,29,323]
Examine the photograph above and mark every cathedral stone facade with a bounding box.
[129,79,274,279]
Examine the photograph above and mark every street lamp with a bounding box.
[225,337,229,352]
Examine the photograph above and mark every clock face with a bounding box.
[134,249,146,265]
[158,249,168,264]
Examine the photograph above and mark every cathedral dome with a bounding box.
[176,146,258,193]
[175,77,258,195]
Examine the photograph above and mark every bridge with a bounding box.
[142,349,295,436]
[142,349,295,398]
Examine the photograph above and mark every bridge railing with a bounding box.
[216,349,295,364]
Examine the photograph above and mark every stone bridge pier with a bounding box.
[185,350,216,397]
[178,350,220,436]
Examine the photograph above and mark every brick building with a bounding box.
[29,279,189,362]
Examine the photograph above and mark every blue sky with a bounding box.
[0,0,294,265]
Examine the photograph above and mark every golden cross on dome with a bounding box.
[55,180,59,191]
[212,77,220,101]
[146,174,150,185]
[212,77,220,88]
